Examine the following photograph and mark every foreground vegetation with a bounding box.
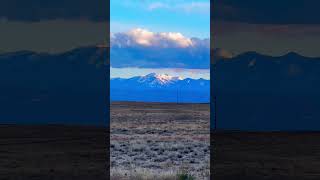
[111,168,196,180]
[111,102,210,180]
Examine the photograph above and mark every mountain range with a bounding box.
[213,51,320,131]
[214,51,320,94]
[111,73,210,103]
[0,46,108,125]
[2,46,320,130]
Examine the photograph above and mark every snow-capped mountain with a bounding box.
[111,73,210,103]
[137,73,183,86]
[111,73,209,89]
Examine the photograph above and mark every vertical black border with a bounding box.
[210,0,215,179]
[106,0,110,178]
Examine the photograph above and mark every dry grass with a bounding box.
[111,167,193,180]
[111,102,210,180]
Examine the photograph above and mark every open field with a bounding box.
[110,102,210,180]
[3,107,320,179]
[0,125,108,180]
[212,131,320,180]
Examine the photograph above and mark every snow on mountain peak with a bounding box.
[138,73,183,85]
[155,74,183,82]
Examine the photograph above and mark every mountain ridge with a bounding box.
[111,73,210,103]
[214,49,320,63]
[0,45,108,125]
[212,50,320,130]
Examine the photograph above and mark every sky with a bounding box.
[213,0,320,57]
[110,0,210,79]
[0,0,108,53]
[111,0,210,38]
[0,0,210,79]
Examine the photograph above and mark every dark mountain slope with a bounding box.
[0,46,109,125]
[212,52,320,131]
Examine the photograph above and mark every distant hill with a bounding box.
[111,73,210,103]
[212,51,320,131]
[0,46,109,125]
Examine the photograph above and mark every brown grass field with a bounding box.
[110,102,210,180]
[2,102,320,180]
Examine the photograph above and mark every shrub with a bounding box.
[177,173,195,180]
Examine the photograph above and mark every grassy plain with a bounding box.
[110,102,210,180]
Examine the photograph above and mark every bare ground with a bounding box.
[110,102,210,180]
[3,107,320,180]
[0,125,108,180]
[212,131,320,180]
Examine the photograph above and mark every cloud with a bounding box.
[0,0,108,22]
[213,21,320,57]
[112,28,197,48]
[0,20,107,53]
[148,2,169,11]
[127,28,155,46]
[212,1,320,57]
[179,2,210,14]
[147,1,209,14]
[213,0,320,24]
[111,28,209,69]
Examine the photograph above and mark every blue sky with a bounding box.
[110,0,210,79]
[111,0,210,38]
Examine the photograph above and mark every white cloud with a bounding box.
[147,2,169,11]
[127,28,155,46]
[110,28,210,69]
[179,2,210,14]
[111,28,208,48]
[158,32,193,47]
[146,1,210,14]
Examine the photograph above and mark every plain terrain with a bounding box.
[212,131,320,180]
[3,104,319,179]
[0,125,108,180]
[110,102,210,179]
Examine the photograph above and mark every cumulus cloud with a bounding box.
[127,28,155,46]
[111,28,197,48]
[111,28,210,69]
